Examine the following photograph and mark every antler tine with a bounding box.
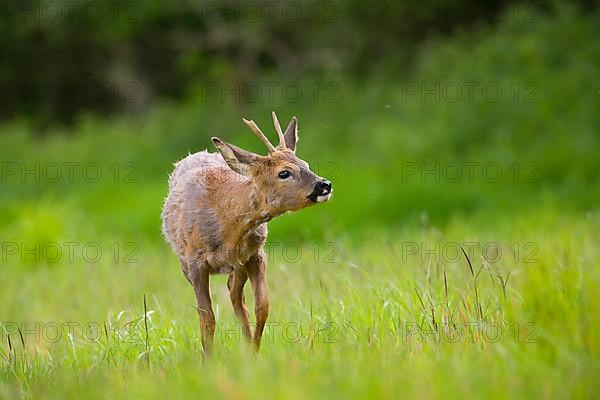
[271,111,286,149]
[242,117,276,153]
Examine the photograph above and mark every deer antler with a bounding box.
[242,118,276,153]
[271,111,286,149]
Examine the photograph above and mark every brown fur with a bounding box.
[161,113,332,353]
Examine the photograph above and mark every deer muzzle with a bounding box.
[308,180,332,203]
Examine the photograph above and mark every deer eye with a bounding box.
[278,170,291,179]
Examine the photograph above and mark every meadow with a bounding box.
[1,5,599,399]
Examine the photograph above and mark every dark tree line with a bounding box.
[0,0,595,125]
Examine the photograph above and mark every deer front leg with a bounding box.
[227,268,252,342]
[246,250,269,351]
[190,265,215,355]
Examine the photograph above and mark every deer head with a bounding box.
[212,112,332,216]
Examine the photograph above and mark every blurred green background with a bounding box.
[1,1,600,398]
[1,0,599,244]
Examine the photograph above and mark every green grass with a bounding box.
[1,212,599,398]
[1,5,600,399]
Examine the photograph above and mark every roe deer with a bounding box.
[161,112,332,353]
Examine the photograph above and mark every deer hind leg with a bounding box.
[227,268,252,342]
[190,264,215,355]
[246,250,269,351]
[179,257,192,284]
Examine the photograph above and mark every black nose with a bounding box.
[315,180,332,195]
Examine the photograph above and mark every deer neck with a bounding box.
[222,178,272,242]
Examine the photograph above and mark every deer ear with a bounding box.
[283,117,298,152]
[211,137,260,176]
